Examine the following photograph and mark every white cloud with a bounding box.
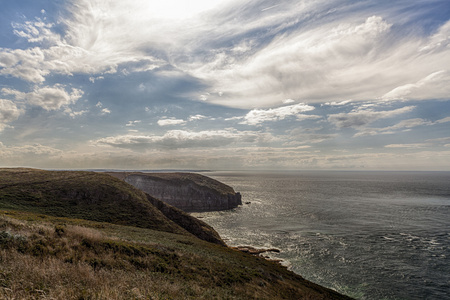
[12,19,58,44]
[0,143,69,168]
[386,118,432,130]
[427,137,450,143]
[0,4,166,83]
[282,99,295,104]
[354,115,450,137]
[354,118,432,137]
[186,16,397,108]
[420,19,450,52]
[328,106,415,128]
[436,117,450,124]
[2,85,83,111]
[324,100,351,106]
[189,114,208,121]
[0,47,49,82]
[0,143,63,158]
[94,129,267,150]
[186,15,450,108]
[157,118,186,126]
[2,2,449,109]
[385,143,430,149]
[64,108,88,118]
[89,76,104,83]
[0,99,22,131]
[382,70,450,101]
[241,103,317,125]
[126,120,141,127]
[100,108,111,115]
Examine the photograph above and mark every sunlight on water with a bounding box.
[194,171,450,300]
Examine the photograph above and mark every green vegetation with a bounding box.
[0,168,224,245]
[0,168,352,299]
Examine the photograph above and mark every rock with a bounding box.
[107,172,242,212]
[232,246,281,255]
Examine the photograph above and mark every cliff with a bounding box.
[107,172,242,212]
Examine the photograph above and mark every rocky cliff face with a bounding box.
[108,172,242,212]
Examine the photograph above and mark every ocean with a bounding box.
[193,171,450,300]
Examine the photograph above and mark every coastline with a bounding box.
[0,168,354,299]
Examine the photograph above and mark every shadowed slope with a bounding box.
[0,168,224,245]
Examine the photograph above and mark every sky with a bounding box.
[0,0,449,171]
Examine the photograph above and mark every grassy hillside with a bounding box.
[0,168,224,245]
[0,168,353,299]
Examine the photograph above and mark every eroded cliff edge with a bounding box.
[107,172,242,212]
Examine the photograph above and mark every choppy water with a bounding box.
[194,171,450,300]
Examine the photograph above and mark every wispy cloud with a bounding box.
[241,103,317,125]
[0,100,22,131]
[354,115,450,137]
[2,85,83,111]
[327,106,414,128]
[186,14,450,108]
[382,70,450,101]
[157,118,186,126]
[385,143,431,149]
[94,129,270,150]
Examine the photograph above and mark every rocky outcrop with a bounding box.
[107,172,242,212]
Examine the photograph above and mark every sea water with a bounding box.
[193,171,450,300]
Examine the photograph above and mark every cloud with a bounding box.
[354,115,450,137]
[436,117,450,124]
[189,114,208,121]
[3,85,83,111]
[12,19,59,44]
[64,108,88,118]
[184,12,450,108]
[420,19,450,52]
[2,1,449,110]
[327,106,414,128]
[385,143,430,149]
[0,47,49,82]
[382,70,450,101]
[0,4,166,83]
[323,100,351,106]
[241,103,317,125]
[427,137,450,142]
[126,120,141,127]
[190,15,394,107]
[100,108,111,115]
[0,143,68,168]
[157,118,187,126]
[94,129,268,150]
[282,99,295,104]
[0,99,22,131]
[0,143,63,159]
[354,118,433,137]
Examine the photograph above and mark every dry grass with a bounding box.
[0,250,187,299]
[0,212,352,300]
[0,216,230,299]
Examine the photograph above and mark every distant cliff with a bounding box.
[107,172,242,212]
